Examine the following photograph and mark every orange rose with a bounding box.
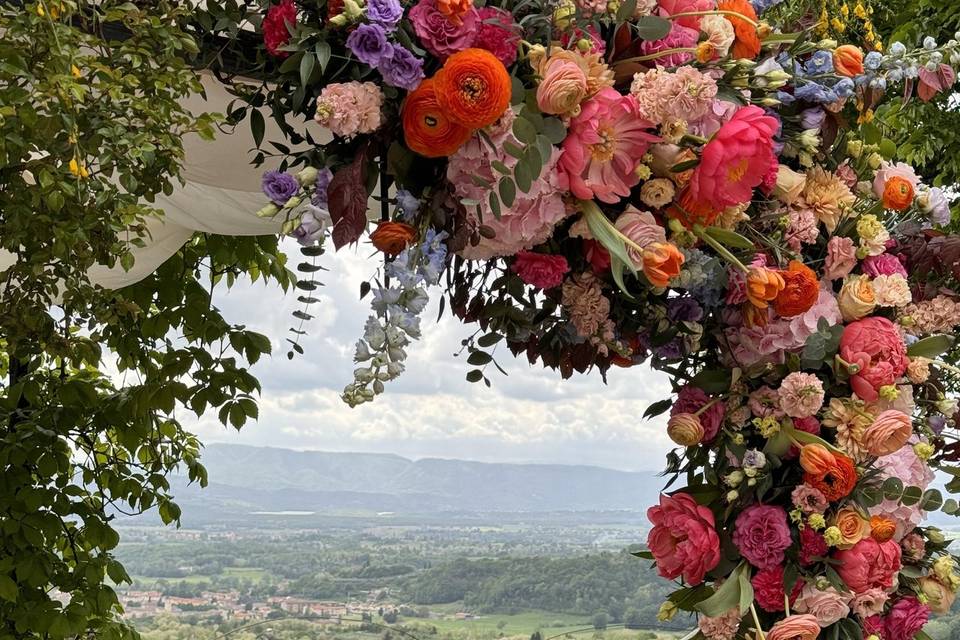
[804,453,857,502]
[870,515,897,542]
[882,176,915,211]
[402,78,473,158]
[799,444,835,475]
[718,0,761,60]
[746,267,785,309]
[370,221,416,256]
[642,242,685,288]
[833,507,870,549]
[435,48,512,130]
[833,45,865,77]
[774,261,819,317]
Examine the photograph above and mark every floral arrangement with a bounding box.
[242,0,960,637]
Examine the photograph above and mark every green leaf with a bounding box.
[581,201,638,293]
[315,41,332,72]
[907,334,955,358]
[703,226,755,250]
[610,254,634,300]
[0,575,18,602]
[478,332,503,348]
[634,15,672,40]
[690,369,731,394]
[643,399,672,419]
[467,351,493,366]
[737,564,754,617]
[617,0,638,23]
[695,563,744,616]
[882,477,904,500]
[498,177,516,208]
[542,118,566,144]
[466,369,484,383]
[299,52,316,86]
[512,117,537,144]
[861,121,882,145]
[250,109,265,148]
[631,550,655,560]
[920,489,944,511]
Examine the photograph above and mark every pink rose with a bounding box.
[408,0,478,60]
[752,566,802,613]
[862,409,912,457]
[474,7,520,66]
[671,385,726,443]
[884,597,930,640]
[639,22,698,66]
[839,317,909,402]
[732,504,792,570]
[767,615,820,640]
[901,532,925,560]
[851,588,889,618]
[511,252,570,290]
[834,538,902,593]
[824,236,857,281]
[873,161,920,199]
[615,207,667,268]
[646,492,721,586]
[793,584,851,626]
[862,253,908,278]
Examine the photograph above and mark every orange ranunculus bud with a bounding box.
[799,444,835,475]
[746,267,785,309]
[870,515,897,542]
[773,261,820,318]
[642,242,685,288]
[667,413,705,447]
[370,221,416,256]
[882,176,915,211]
[435,0,474,24]
[833,45,865,77]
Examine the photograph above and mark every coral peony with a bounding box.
[718,0,761,59]
[646,492,721,585]
[863,410,912,457]
[642,243,685,287]
[766,615,820,640]
[370,221,416,256]
[688,106,779,210]
[402,78,473,157]
[408,0,478,60]
[511,252,569,290]
[834,537,902,593]
[263,0,296,58]
[560,88,658,204]
[774,261,820,318]
[839,317,909,403]
[732,504,792,570]
[435,48,512,129]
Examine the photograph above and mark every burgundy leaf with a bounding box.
[328,150,371,250]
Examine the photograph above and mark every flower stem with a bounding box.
[617,47,698,64]
[750,603,766,640]
[692,225,750,273]
[694,397,722,416]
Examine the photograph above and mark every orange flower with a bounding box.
[834,45,865,77]
[665,188,722,229]
[642,242,685,288]
[402,78,473,158]
[774,261,819,317]
[882,176,915,211]
[746,267,785,309]
[870,515,897,542]
[804,453,857,502]
[799,444,835,475]
[833,508,870,549]
[435,0,473,24]
[435,48,512,130]
[718,0,761,60]
[370,221,416,256]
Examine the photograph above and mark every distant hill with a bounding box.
[162,443,665,521]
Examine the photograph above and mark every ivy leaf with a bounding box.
[327,146,371,250]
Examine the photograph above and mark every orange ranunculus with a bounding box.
[718,0,761,60]
[370,221,417,256]
[435,0,473,24]
[804,453,858,502]
[402,78,473,158]
[435,48,512,130]
[665,188,722,229]
[834,45,865,77]
[642,242,685,288]
[774,261,820,318]
[870,515,897,542]
[882,176,915,211]
[746,267,785,309]
[799,444,835,475]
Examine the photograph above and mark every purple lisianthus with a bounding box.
[367,0,404,30]
[408,0,478,60]
[346,23,390,66]
[262,170,300,205]
[312,168,334,209]
[667,297,703,323]
[378,44,425,91]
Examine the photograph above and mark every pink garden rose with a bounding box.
[473,7,520,66]
[646,492,721,585]
[862,253,909,278]
[732,504,791,569]
[671,385,726,443]
[839,317,909,402]
[793,584,851,626]
[688,106,779,211]
[884,597,930,640]
[834,538,902,593]
[511,252,569,290]
[408,0,478,60]
[560,88,659,204]
[639,22,698,66]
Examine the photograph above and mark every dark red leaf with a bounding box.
[328,149,371,250]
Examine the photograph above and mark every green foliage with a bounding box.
[0,2,291,637]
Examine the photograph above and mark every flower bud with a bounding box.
[667,413,704,447]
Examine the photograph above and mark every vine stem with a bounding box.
[617,47,698,64]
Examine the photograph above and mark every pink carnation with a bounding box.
[733,504,792,570]
[840,317,909,402]
[786,206,819,251]
[473,7,520,66]
[884,597,930,640]
[408,0,478,60]
[834,538,902,594]
[646,493,721,586]
[511,252,569,290]
[560,88,658,204]
[639,22,698,66]
[862,253,909,278]
[748,386,783,418]
[314,82,385,139]
[778,372,825,418]
[672,385,726,443]
[263,0,296,57]
[752,566,802,613]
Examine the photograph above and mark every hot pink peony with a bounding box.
[671,385,726,443]
[688,106,779,210]
[646,492,721,585]
[834,538,902,593]
[862,253,909,278]
[884,597,930,640]
[752,566,802,612]
[511,252,569,290]
[560,88,659,204]
[732,504,792,570]
[473,7,520,66]
[839,317,909,402]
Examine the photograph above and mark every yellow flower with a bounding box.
[753,416,781,439]
[71,65,82,78]
[878,385,900,401]
[856,214,885,242]
[823,526,843,546]
[68,158,89,178]
[914,442,935,461]
[658,602,678,622]
[809,514,826,530]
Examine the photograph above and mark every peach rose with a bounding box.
[640,178,676,209]
[667,413,705,446]
[642,242,684,287]
[838,275,877,322]
[799,444,835,475]
[767,614,821,640]
[833,507,870,549]
[536,58,588,117]
[862,409,912,457]
[833,45,865,77]
[773,166,807,205]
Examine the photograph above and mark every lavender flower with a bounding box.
[262,170,300,205]
[799,107,826,130]
[378,45,425,91]
[347,23,390,66]
[367,0,404,30]
[395,189,420,221]
[751,0,784,12]
[312,168,334,209]
[804,50,834,75]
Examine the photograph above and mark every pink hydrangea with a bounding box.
[473,7,520,66]
[314,81,384,138]
[732,504,792,570]
[449,110,571,260]
[647,492,721,585]
[639,22,698,66]
[560,88,658,204]
[408,0,478,60]
[511,252,569,290]
[672,385,726,443]
[778,372,825,418]
[869,439,935,540]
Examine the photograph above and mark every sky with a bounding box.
[191,238,675,472]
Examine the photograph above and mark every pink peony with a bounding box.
[263,0,296,58]
[862,253,909,278]
[793,584,851,626]
[884,597,930,640]
[834,538,902,593]
[839,317,909,402]
[851,588,889,618]
[408,0,478,60]
[733,504,792,570]
[752,566,802,613]
[512,252,569,290]
[672,385,726,443]
[473,7,520,66]
[823,236,858,281]
[560,88,659,204]
[646,492,721,585]
[869,440,935,541]
[688,106,779,210]
[657,0,715,28]
[639,22,698,66]
[799,527,828,566]
[778,372,825,418]
[872,161,920,199]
